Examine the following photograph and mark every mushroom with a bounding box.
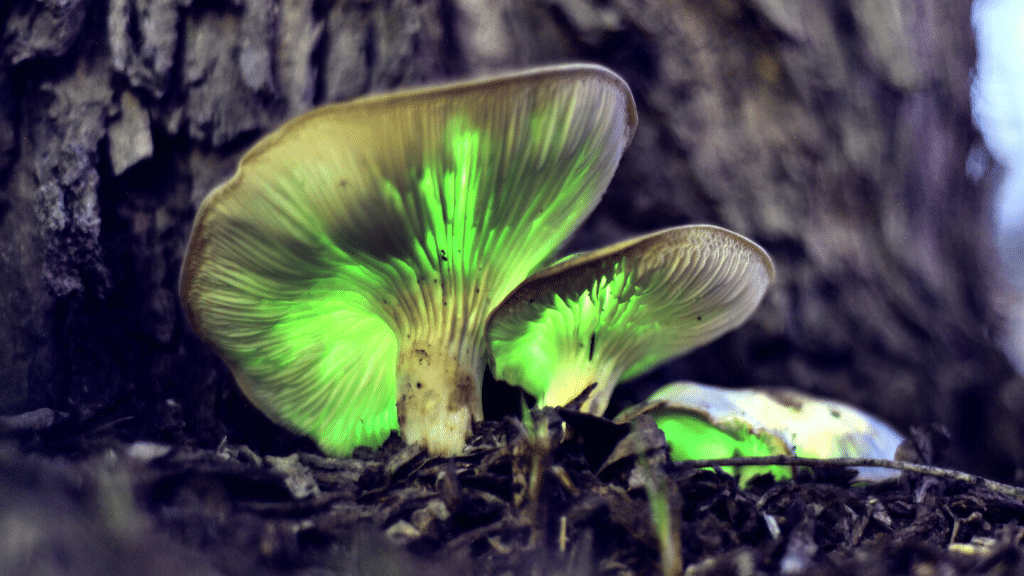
[180,64,638,456]
[485,225,773,416]
[616,382,907,483]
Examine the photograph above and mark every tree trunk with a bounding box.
[1,0,1015,479]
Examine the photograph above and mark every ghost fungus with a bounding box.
[619,382,907,483]
[180,64,637,457]
[486,225,773,416]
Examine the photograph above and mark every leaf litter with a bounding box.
[4,408,1024,576]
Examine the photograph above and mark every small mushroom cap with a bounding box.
[620,382,907,483]
[180,64,637,456]
[486,225,774,414]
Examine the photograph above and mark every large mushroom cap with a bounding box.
[486,225,774,415]
[181,64,637,456]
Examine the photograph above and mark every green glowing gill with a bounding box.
[642,382,906,484]
[655,412,793,484]
[487,225,773,417]
[489,261,646,414]
[375,109,626,456]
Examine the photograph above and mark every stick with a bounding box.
[676,456,1024,500]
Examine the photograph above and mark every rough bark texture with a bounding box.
[0,0,1017,479]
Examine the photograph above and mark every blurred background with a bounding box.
[975,0,1024,373]
[0,0,1021,481]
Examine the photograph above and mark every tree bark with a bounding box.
[1,0,1015,478]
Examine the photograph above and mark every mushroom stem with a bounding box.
[395,335,484,456]
[542,347,624,415]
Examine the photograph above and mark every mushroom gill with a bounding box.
[486,225,774,416]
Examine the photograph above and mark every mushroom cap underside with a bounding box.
[180,64,638,455]
[486,225,774,411]
[632,382,907,482]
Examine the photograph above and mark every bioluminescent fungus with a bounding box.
[486,225,773,416]
[619,382,907,484]
[180,64,637,456]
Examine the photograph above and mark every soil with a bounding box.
[3,407,1024,576]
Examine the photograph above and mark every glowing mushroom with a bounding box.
[180,64,637,456]
[485,225,773,416]
[617,382,907,483]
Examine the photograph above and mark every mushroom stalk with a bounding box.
[395,335,484,456]
[389,272,491,455]
[541,341,625,415]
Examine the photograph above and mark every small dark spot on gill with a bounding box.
[416,382,422,389]
[439,249,448,262]
[696,315,702,321]
[589,332,596,361]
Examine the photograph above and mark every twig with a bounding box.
[676,456,1024,500]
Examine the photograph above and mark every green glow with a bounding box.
[489,260,646,412]
[655,413,793,484]
[487,226,774,416]
[641,382,906,483]
[182,66,637,456]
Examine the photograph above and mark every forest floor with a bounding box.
[3,408,1024,576]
